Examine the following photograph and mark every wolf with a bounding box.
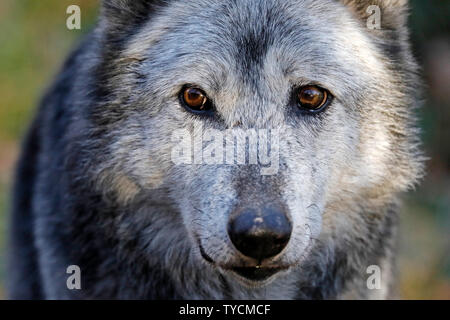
[8,0,423,299]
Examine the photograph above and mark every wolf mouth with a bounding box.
[198,238,289,282]
[230,266,286,281]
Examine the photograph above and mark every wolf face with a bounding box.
[87,0,424,297]
[10,0,423,300]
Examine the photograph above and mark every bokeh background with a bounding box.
[0,0,448,299]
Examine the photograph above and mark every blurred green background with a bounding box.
[0,0,448,299]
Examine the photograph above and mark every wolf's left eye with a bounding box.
[180,86,213,114]
[296,85,331,113]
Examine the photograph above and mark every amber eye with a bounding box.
[297,85,330,112]
[180,87,212,113]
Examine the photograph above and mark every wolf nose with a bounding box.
[227,206,292,261]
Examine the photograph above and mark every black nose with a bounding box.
[227,205,292,261]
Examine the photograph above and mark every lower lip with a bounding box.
[198,241,288,282]
[231,267,285,282]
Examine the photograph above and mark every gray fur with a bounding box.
[8,0,423,299]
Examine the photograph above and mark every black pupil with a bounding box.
[186,89,205,109]
[304,90,317,100]
[304,88,322,105]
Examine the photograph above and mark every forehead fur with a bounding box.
[97,0,423,194]
[122,0,392,95]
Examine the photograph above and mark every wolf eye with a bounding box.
[297,85,330,113]
[180,87,212,114]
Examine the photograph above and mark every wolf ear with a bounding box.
[340,0,409,31]
[101,0,162,29]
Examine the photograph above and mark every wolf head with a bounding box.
[84,0,423,298]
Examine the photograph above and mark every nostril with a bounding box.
[227,206,292,261]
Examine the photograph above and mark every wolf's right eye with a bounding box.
[180,87,213,114]
[296,85,331,113]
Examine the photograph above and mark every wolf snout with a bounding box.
[227,205,292,261]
